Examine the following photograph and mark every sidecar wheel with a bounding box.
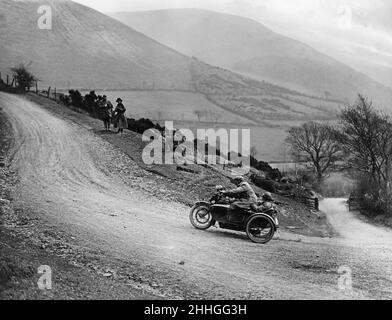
[246,215,275,244]
[189,204,214,230]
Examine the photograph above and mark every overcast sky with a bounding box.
[73,0,392,68]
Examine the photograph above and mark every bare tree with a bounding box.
[210,112,219,124]
[250,146,258,159]
[337,95,392,212]
[11,63,37,92]
[286,122,341,182]
[193,110,203,122]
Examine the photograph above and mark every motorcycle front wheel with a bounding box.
[189,204,214,230]
[246,215,275,244]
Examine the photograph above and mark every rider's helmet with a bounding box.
[233,176,245,185]
[262,192,274,202]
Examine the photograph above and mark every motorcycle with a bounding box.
[189,187,279,244]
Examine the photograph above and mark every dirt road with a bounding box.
[1,92,392,299]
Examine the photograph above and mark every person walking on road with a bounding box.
[99,95,113,132]
[114,98,127,134]
[104,100,113,131]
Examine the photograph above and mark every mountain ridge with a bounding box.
[109,8,392,109]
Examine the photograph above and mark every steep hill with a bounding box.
[0,0,193,90]
[110,9,392,109]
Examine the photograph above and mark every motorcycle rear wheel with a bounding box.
[189,204,214,230]
[246,215,275,244]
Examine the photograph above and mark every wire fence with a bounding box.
[348,196,362,211]
[298,196,319,211]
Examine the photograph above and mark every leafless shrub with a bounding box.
[286,122,342,183]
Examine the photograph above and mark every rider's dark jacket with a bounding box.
[225,181,258,205]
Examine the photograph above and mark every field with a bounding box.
[84,90,332,162]
[168,121,294,162]
[84,90,256,125]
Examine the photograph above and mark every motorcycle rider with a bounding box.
[222,176,258,212]
[258,192,275,211]
[257,192,279,223]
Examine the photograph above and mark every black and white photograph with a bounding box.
[0,0,392,304]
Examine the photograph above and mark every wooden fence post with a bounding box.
[35,81,38,93]
[47,86,51,98]
[6,74,9,86]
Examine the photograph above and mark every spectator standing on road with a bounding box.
[114,98,127,134]
[105,100,113,131]
[99,95,112,132]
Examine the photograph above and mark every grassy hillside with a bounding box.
[0,0,193,90]
[191,59,340,121]
[110,9,392,109]
[109,9,330,68]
